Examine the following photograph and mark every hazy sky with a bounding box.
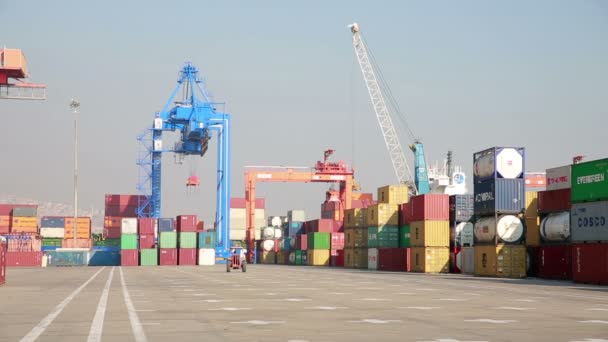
[1,1,607,224]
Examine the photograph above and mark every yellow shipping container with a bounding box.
[410,221,450,247]
[525,192,538,218]
[353,248,368,269]
[276,251,286,265]
[345,248,355,268]
[366,204,399,226]
[411,247,449,273]
[11,217,37,228]
[11,226,38,233]
[307,250,330,266]
[344,227,368,248]
[525,217,540,247]
[474,245,526,279]
[345,208,367,228]
[377,185,409,205]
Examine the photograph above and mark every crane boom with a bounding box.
[349,23,416,191]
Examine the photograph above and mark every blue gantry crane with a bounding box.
[136,63,232,260]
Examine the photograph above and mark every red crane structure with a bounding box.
[244,150,355,262]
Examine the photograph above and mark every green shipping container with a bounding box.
[198,232,216,248]
[399,225,411,247]
[159,232,177,249]
[179,232,197,248]
[94,238,121,247]
[572,158,608,203]
[367,226,399,248]
[308,232,331,250]
[121,234,138,250]
[42,238,63,247]
[295,250,303,265]
[140,249,158,266]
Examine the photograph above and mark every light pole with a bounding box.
[70,99,80,242]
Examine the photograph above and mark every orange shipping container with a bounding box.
[64,217,91,229]
[61,238,92,249]
[10,226,38,234]
[63,230,91,239]
[0,215,11,225]
[11,217,37,228]
[0,48,28,77]
[104,216,122,228]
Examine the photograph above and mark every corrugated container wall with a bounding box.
[570,201,608,242]
[571,158,608,203]
[525,192,538,218]
[366,204,399,226]
[410,194,449,221]
[449,195,474,222]
[410,221,450,247]
[538,245,572,280]
[546,165,572,191]
[474,245,526,278]
[377,185,409,205]
[411,247,449,273]
[345,208,367,228]
[538,189,571,214]
[474,179,525,215]
[367,226,399,248]
[572,243,608,285]
[307,250,330,266]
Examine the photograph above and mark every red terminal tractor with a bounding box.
[226,246,247,272]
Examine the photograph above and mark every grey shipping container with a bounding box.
[41,217,65,228]
[158,218,175,232]
[474,178,525,215]
[12,207,38,217]
[450,194,474,222]
[571,201,608,242]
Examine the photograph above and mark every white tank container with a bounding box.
[455,222,474,246]
[541,212,570,242]
[262,227,275,239]
[40,228,65,239]
[474,148,523,179]
[262,239,275,252]
[198,248,216,265]
[268,216,282,227]
[121,218,138,234]
[367,248,378,270]
[474,215,523,243]
[289,252,296,264]
[274,228,283,239]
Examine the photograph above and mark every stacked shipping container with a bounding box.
[0,204,43,267]
[449,194,474,274]
[570,158,608,285]
[473,147,526,278]
[408,194,450,273]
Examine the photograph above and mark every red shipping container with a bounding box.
[105,205,140,217]
[121,250,139,266]
[104,227,121,239]
[538,245,572,280]
[330,249,344,267]
[399,203,414,226]
[138,218,156,235]
[139,234,155,249]
[0,241,6,285]
[527,246,540,277]
[333,221,344,233]
[160,248,178,266]
[178,248,197,265]
[230,198,266,209]
[572,243,608,285]
[538,189,571,214]
[378,248,410,272]
[104,216,122,229]
[196,221,205,232]
[0,226,9,234]
[297,234,307,251]
[306,219,334,233]
[177,215,197,232]
[6,251,42,267]
[331,233,345,250]
[105,194,147,207]
[410,194,449,221]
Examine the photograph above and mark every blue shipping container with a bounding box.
[40,217,65,228]
[288,221,304,236]
[88,251,121,266]
[474,178,525,215]
[473,147,525,182]
[198,231,216,248]
[91,246,120,252]
[283,237,292,251]
[158,218,175,232]
[45,251,88,267]
[41,246,59,252]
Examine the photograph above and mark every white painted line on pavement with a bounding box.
[135,310,156,312]
[359,298,390,301]
[578,320,608,324]
[19,267,106,342]
[397,292,416,295]
[274,298,311,302]
[305,306,348,310]
[434,298,466,302]
[515,299,537,303]
[208,307,252,311]
[140,323,161,326]
[398,307,440,310]
[87,267,115,342]
[347,319,402,324]
[464,319,517,324]
[195,299,230,303]
[570,339,608,342]
[495,307,535,311]
[119,267,147,342]
[230,320,285,325]
[191,293,217,296]
[417,339,488,342]
[585,308,608,311]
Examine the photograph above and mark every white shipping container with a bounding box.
[198,248,216,265]
[288,210,306,222]
[40,228,65,239]
[121,218,138,234]
[457,247,475,274]
[230,208,266,230]
[230,228,261,241]
[546,165,572,191]
[368,248,378,270]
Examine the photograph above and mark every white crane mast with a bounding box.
[349,22,415,189]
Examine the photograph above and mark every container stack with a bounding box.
[0,238,6,285]
[449,194,474,274]
[259,225,278,264]
[367,185,406,271]
[120,217,138,266]
[177,215,197,265]
[408,194,450,273]
[523,190,540,277]
[307,231,330,266]
[10,206,38,234]
[40,217,65,251]
[230,197,265,243]
[139,218,157,266]
[473,147,527,279]
[570,158,608,285]
[344,207,367,269]
[105,194,147,249]
[62,217,92,248]
[0,204,42,267]
[285,210,305,266]
[534,164,573,280]
[198,230,216,265]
